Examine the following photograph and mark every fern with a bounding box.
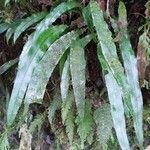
[7,25,67,127]
[61,91,74,124]
[0,133,10,150]
[70,35,92,118]
[118,2,143,146]
[0,23,10,33]
[65,108,75,145]
[5,21,20,43]
[60,56,70,104]
[76,101,93,149]
[90,1,133,115]
[29,113,46,134]
[94,103,113,148]
[90,2,130,149]
[0,58,18,75]
[24,30,80,106]
[14,12,47,43]
[48,91,62,124]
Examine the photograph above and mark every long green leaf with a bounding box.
[90,1,132,116]
[105,72,130,149]
[70,35,91,118]
[32,1,80,42]
[24,30,80,105]
[5,21,20,43]
[60,56,70,103]
[7,25,67,127]
[0,58,18,75]
[118,2,143,146]
[97,45,130,150]
[0,23,10,33]
[14,12,47,43]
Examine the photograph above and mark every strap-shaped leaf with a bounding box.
[97,45,130,150]
[60,56,70,103]
[0,58,18,75]
[118,2,143,146]
[105,72,130,150]
[0,23,10,33]
[7,25,67,127]
[14,12,47,43]
[70,35,92,118]
[32,1,80,42]
[5,21,20,43]
[82,5,96,42]
[94,104,113,147]
[90,1,133,115]
[24,30,80,105]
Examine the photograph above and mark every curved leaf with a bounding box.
[60,56,70,103]
[14,12,47,43]
[0,23,10,33]
[5,21,20,43]
[105,72,130,150]
[7,25,67,127]
[118,1,143,146]
[70,35,92,118]
[0,58,18,75]
[90,1,133,116]
[32,1,80,42]
[24,30,80,105]
[97,45,130,150]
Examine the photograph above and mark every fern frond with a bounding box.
[61,91,74,124]
[14,12,47,43]
[94,104,113,147]
[60,56,70,104]
[0,58,18,75]
[6,25,67,127]
[65,108,75,145]
[76,101,93,149]
[33,1,80,41]
[7,1,80,127]
[48,91,62,124]
[29,113,46,134]
[70,35,92,118]
[0,133,10,150]
[97,44,130,149]
[118,2,143,146]
[24,30,80,106]
[5,21,20,43]
[0,23,10,33]
[90,1,133,115]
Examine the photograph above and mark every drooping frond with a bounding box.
[76,101,93,149]
[7,25,67,127]
[14,12,47,43]
[118,1,143,146]
[94,104,113,147]
[70,35,92,118]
